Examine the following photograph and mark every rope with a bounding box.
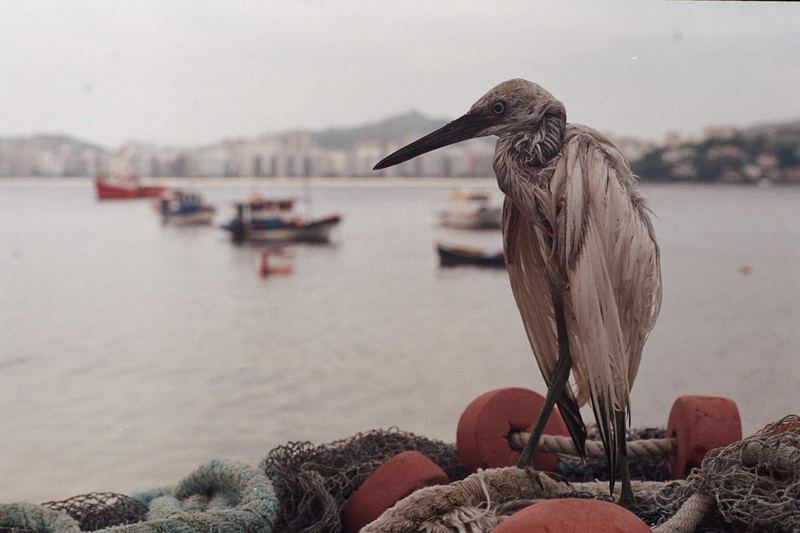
[361,467,684,533]
[365,416,800,532]
[362,467,709,533]
[740,440,800,473]
[0,459,278,533]
[362,415,800,533]
[652,493,713,533]
[3,417,797,532]
[0,503,81,533]
[508,431,676,458]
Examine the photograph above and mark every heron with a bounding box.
[374,79,662,505]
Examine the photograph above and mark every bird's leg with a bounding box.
[616,409,636,508]
[516,296,572,468]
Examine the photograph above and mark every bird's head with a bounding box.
[374,79,566,170]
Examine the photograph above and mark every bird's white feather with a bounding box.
[498,124,662,464]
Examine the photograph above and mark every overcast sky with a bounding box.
[1,1,798,148]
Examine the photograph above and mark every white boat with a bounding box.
[437,189,502,230]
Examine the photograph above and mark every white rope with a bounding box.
[652,493,713,533]
[508,431,675,458]
[363,468,705,533]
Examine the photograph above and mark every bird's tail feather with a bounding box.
[591,397,620,495]
[555,390,587,459]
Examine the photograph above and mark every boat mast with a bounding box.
[303,172,313,219]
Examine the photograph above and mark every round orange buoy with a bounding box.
[456,387,569,473]
[342,451,448,533]
[493,499,651,533]
[667,395,742,479]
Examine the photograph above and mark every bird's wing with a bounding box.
[553,130,662,483]
[502,197,561,390]
[500,126,662,474]
[503,195,588,456]
[553,131,662,410]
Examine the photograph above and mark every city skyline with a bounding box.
[2,109,798,182]
[1,1,798,147]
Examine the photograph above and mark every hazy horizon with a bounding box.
[4,108,800,154]
[2,1,798,148]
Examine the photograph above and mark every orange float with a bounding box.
[667,395,742,478]
[342,451,448,533]
[493,499,651,533]
[456,387,569,473]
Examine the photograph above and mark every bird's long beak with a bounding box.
[373,113,491,170]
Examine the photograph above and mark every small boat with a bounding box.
[437,189,502,230]
[437,243,505,268]
[259,249,294,277]
[222,195,341,243]
[95,175,167,200]
[157,190,216,225]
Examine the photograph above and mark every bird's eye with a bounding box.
[493,101,506,115]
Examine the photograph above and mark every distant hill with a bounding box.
[309,111,450,150]
[0,133,107,153]
[744,118,800,137]
[632,118,800,183]
[0,133,109,177]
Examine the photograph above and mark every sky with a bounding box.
[1,0,798,148]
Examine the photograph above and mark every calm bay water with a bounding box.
[1,178,798,501]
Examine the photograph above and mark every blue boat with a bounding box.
[158,190,216,225]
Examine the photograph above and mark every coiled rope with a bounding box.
[0,459,278,533]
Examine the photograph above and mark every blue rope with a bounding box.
[0,502,81,533]
[0,459,278,533]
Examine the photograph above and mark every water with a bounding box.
[0,179,798,501]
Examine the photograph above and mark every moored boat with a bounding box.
[222,195,341,243]
[436,242,505,268]
[437,189,502,230]
[157,190,216,225]
[95,175,168,200]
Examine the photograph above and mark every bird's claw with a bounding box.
[617,494,640,513]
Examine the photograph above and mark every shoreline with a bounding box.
[0,176,497,188]
[0,176,794,189]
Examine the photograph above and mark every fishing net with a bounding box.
[362,416,800,533]
[259,424,677,532]
[0,459,277,533]
[260,427,468,533]
[41,493,147,531]
[2,418,797,532]
[678,414,800,531]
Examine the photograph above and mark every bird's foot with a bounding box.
[515,453,532,469]
[617,494,640,513]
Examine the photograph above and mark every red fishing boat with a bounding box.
[95,175,168,200]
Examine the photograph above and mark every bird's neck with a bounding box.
[505,114,566,168]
